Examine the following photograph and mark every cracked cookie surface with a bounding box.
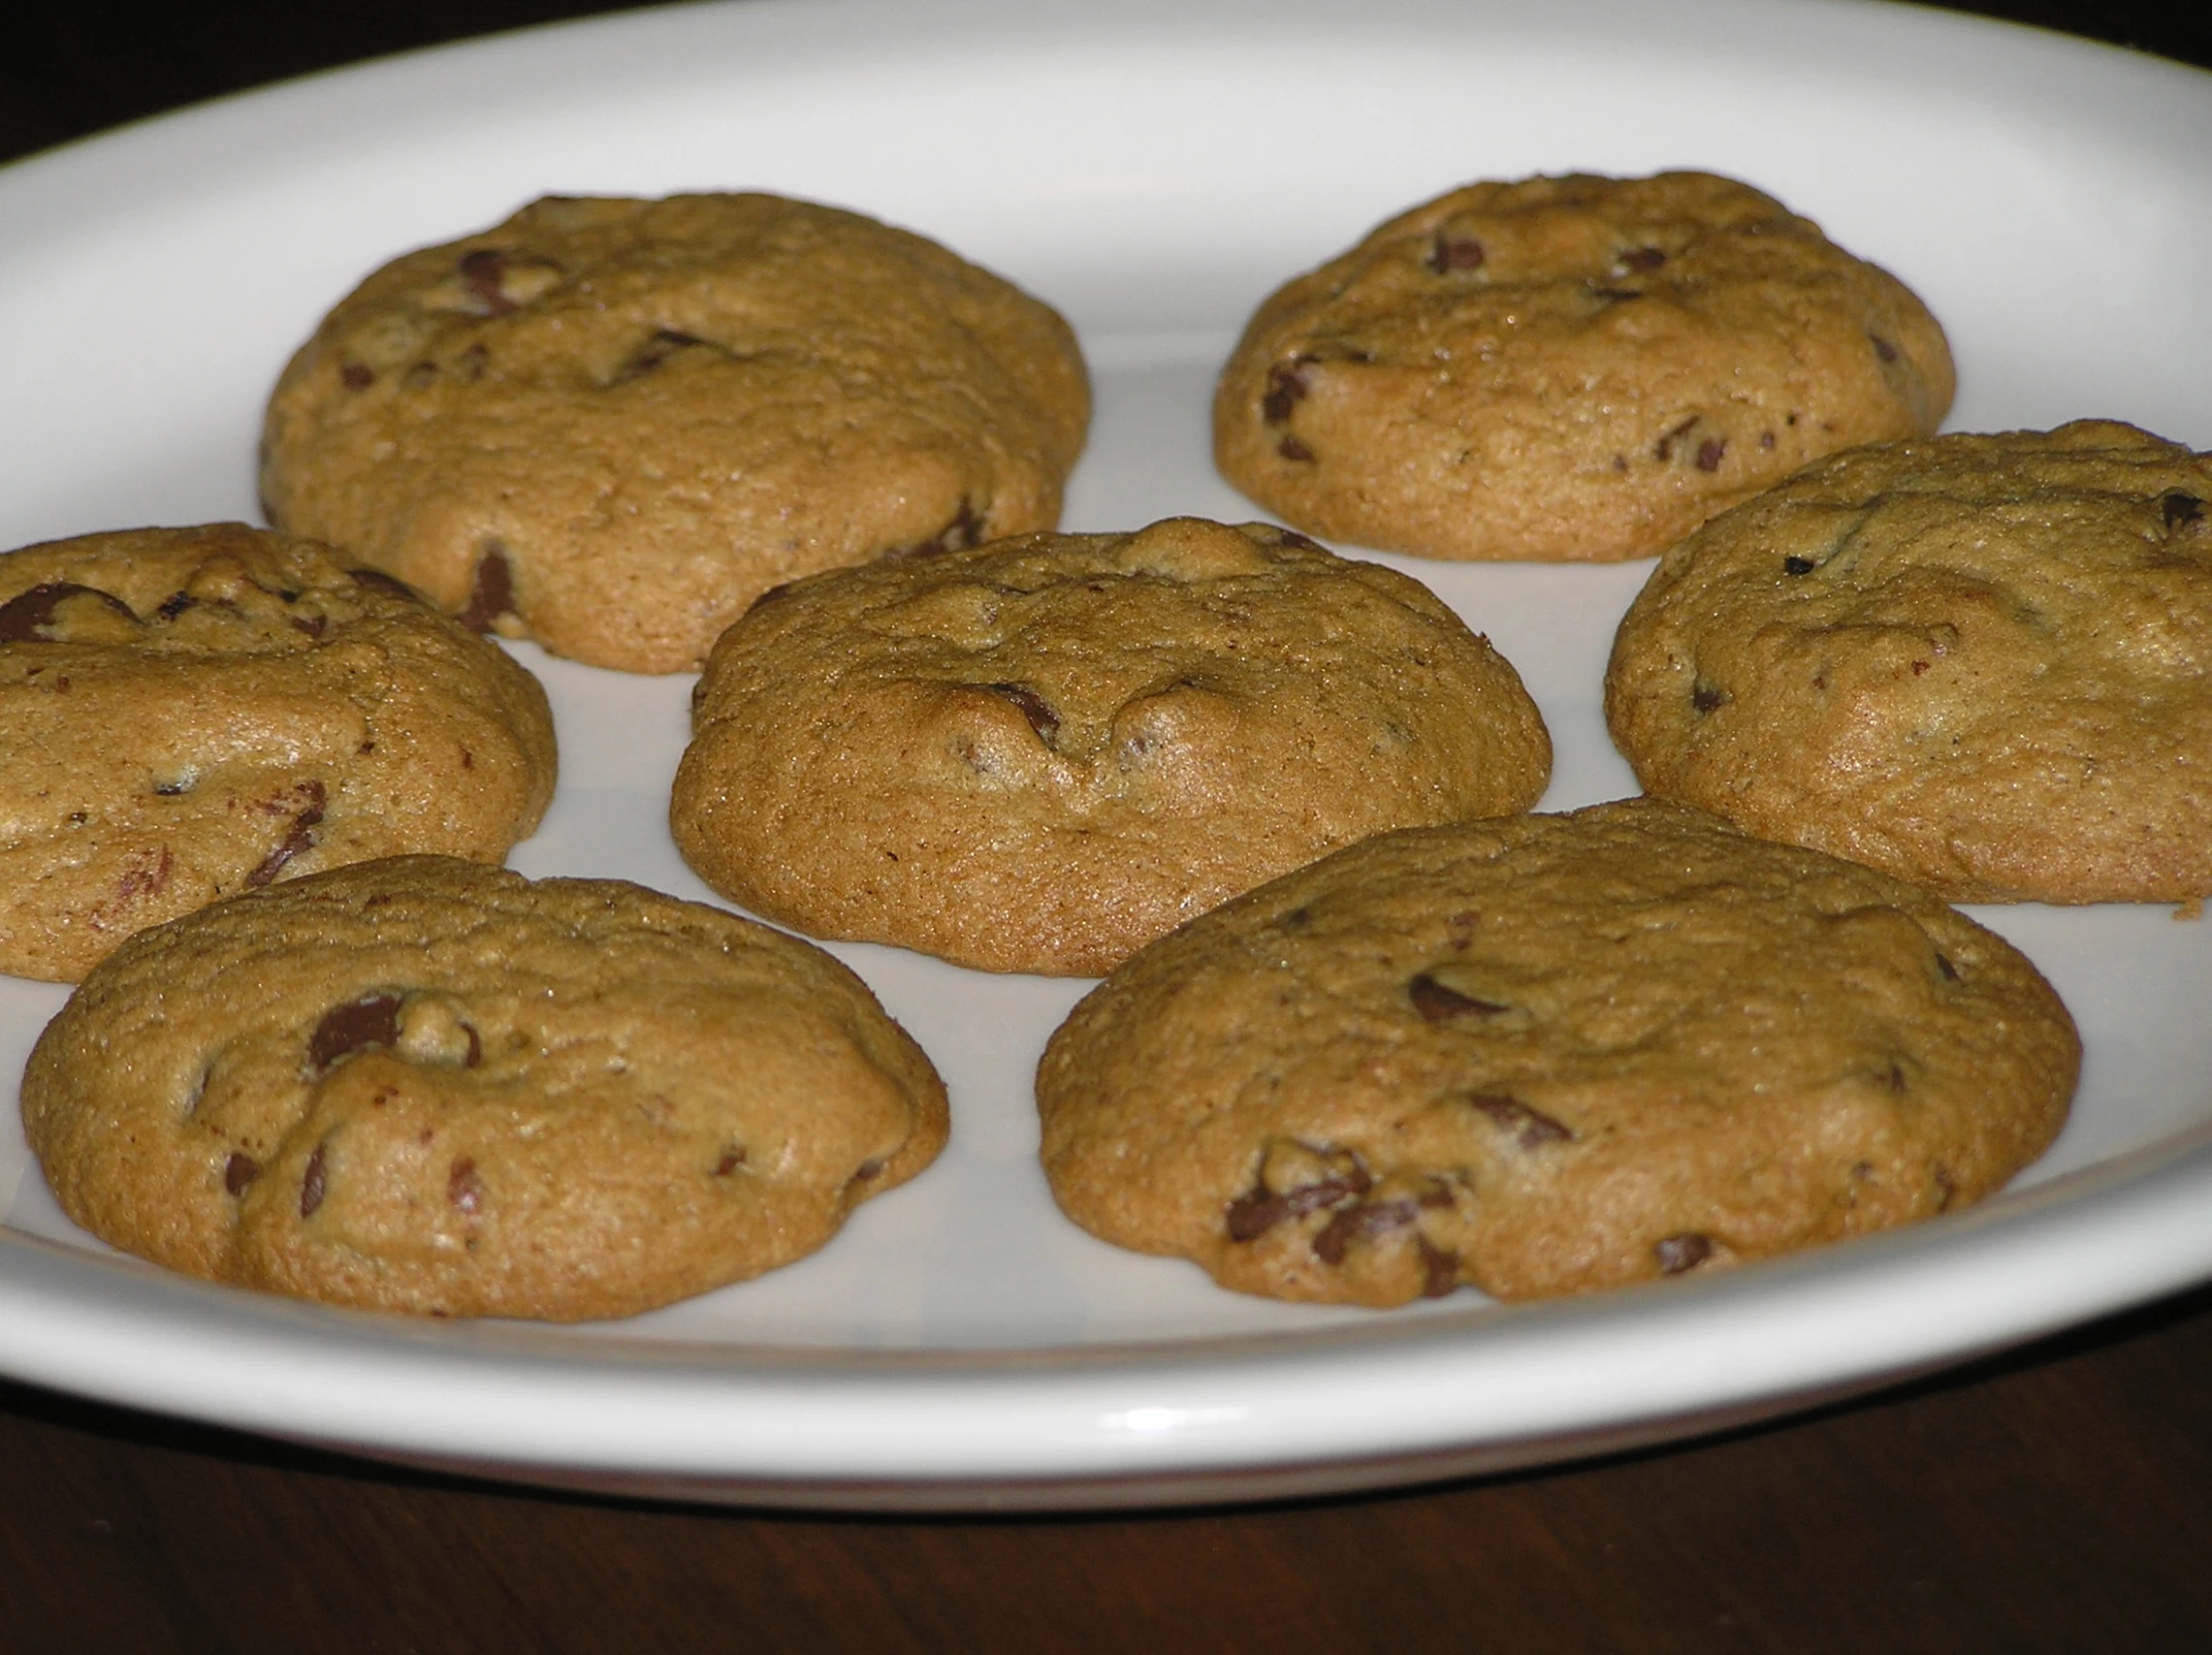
[23,855,949,1320]
[0,523,554,981]
[1037,799,2075,1306]
[671,516,1551,975]
[1213,170,1953,563]
[261,192,1090,672]
[1606,421,2212,903]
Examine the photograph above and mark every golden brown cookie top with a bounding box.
[22,855,949,1321]
[672,516,1552,974]
[1213,170,1954,562]
[1605,420,2212,903]
[1039,799,2076,1306]
[0,523,555,981]
[261,192,1091,672]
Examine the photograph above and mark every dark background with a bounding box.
[3,3,2210,1651]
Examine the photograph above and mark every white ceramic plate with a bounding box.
[1,0,2209,1511]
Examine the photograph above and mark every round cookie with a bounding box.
[23,855,949,1321]
[671,516,1552,975]
[261,192,1091,673]
[1605,421,2212,904]
[1038,799,2077,1306]
[1213,170,1954,563]
[0,523,555,982]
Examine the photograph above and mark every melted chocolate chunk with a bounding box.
[223,1153,260,1196]
[714,1148,747,1177]
[308,990,404,1073]
[448,1158,484,1215]
[1224,1157,1374,1242]
[1466,1092,1574,1150]
[340,361,374,391]
[1618,245,1667,272]
[1311,1197,1419,1265]
[746,582,793,616]
[1278,435,1316,464]
[888,500,985,560]
[299,1145,329,1218]
[458,546,516,632]
[1870,333,1900,363]
[1408,973,1508,1022]
[1782,555,1816,576]
[1934,950,1960,982]
[2162,491,2205,529]
[0,582,138,644]
[1653,417,1699,464]
[1695,438,1727,473]
[985,682,1061,745]
[1691,682,1728,715]
[1261,361,1310,425]
[245,782,326,888]
[1425,234,1486,274]
[1654,1232,1713,1274]
[155,590,195,620]
[610,327,709,384]
[458,247,518,315]
[1418,1237,1459,1299]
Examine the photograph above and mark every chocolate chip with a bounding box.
[1280,906,1313,931]
[1418,1237,1459,1299]
[1934,950,1960,982]
[1653,417,1699,464]
[299,1145,328,1218]
[339,361,374,391]
[1870,334,1900,363]
[1311,1198,1419,1264]
[1408,973,1508,1022]
[1271,526,1326,554]
[308,990,404,1073]
[154,778,189,797]
[347,567,423,604]
[1425,233,1485,274]
[1619,245,1667,272]
[746,581,792,615]
[448,1158,483,1215]
[714,1148,747,1177]
[850,1158,884,1183]
[1260,361,1310,425]
[1466,1092,1573,1149]
[0,582,138,643]
[610,327,709,384]
[887,500,985,560]
[1883,1059,1909,1094]
[245,781,325,888]
[1278,435,1316,463]
[458,545,515,632]
[156,590,195,620]
[223,1153,260,1196]
[458,247,518,315]
[2162,492,2204,529]
[291,614,329,640]
[1224,1155,1374,1242]
[1782,555,1816,576]
[985,682,1060,744]
[1654,1232,1713,1274]
[1695,438,1727,473]
[1692,682,1728,714]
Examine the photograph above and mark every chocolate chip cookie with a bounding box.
[1606,421,2212,903]
[261,192,1091,672]
[0,523,555,982]
[22,855,950,1321]
[1038,799,2076,1306]
[1214,170,1954,563]
[671,516,1552,975]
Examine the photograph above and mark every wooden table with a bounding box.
[4,3,2210,1648]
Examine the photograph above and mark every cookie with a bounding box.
[1213,170,1954,563]
[1038,799,2076,1306]
[671,516,1552,975]
[261,192,1091,673]
[0,523,555,982]
[22,855,949,1321]
[1606,421,2212,904]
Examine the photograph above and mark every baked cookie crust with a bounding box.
[0,523,554,981]
[1213,170,1953,563]
[1038,799,2076,1306]
[672,517,1552,975]
[1606,421,2212,903]
[261,192,1090,672]
[23,856,949,1321]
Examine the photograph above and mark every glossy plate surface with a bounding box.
[1,0,2208,1509]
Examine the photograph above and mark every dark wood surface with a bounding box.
[4,3,2210,1650]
